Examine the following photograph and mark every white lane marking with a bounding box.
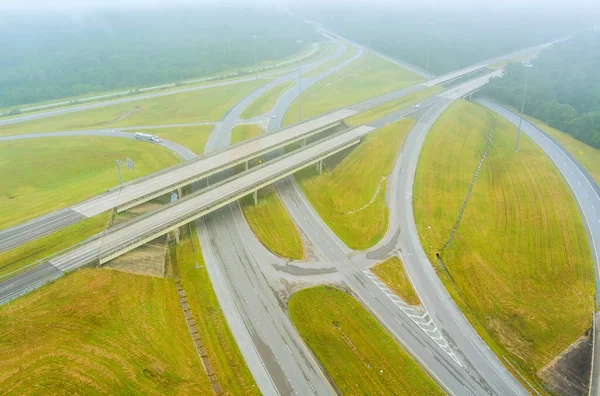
[308,380,316,393]
[426,348,434,356]
[362,269,463,367]
[463,385,475,396]
[369,292,375,298]
[253,286,258,294]
[286,344,292,353]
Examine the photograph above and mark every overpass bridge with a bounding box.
[0,125,373,304]
[0,109,355,254]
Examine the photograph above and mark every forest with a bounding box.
[296,4,589,75]
[0,7,320,109]
[482,30,600,148]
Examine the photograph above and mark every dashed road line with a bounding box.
[362,269,463,367]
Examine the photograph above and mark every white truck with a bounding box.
[134,132,161,143]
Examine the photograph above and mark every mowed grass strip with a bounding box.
[285,53,424,125]
[231,124,263,145]
[414,100,595,373]
[372,256,421,306]
[346,85,444,127]
[172,231,260,395]
[241,187,305,260]
[289,286,444,395]
[0,269,210,395]
[0,212,111,278]
[520,112,600,185]
[137,125,214,155]
[0,136,178,230]
[301,45,357,78]
[0,79,267,136]
[241,81,296,119]
[297,119,414,250]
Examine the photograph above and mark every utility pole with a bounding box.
[116,160,123,184]
[297,39,304,122]
[515,63,533,153]
[252,35,258,80]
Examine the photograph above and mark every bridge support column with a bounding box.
[177,187,183,200]
[316,159,323,175]
[244,160,249,171]
[253,189,258,205]
[301,137,307,147]
[170,227,181,244]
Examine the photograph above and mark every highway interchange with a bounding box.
[0,27,598,396]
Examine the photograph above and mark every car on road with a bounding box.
[272,114,277,118]
[135,132,161,143]
[414,104,422,109]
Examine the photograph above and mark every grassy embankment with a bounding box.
[519,112,600,185]
[372,256,421,306]
[231,124,264,145]
[300,45,358,79]
[241,188,305,260]
[414,100,594,385]
[284,53,424,126]
[141,125,214,155]
[171,230,260,394]
[296,119,414,250]
[0,269,211,394]
[0,79,267,137]
[0,41,328,120]
[0,137,178,278]
[0,137,178,230]
[289,286,444,395]
[346,86,444,127]
[230,123,304,260]
[240,81,296,119]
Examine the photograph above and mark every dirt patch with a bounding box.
[538,328,592,396]
[104,235,168,278]
[105,106,140,126]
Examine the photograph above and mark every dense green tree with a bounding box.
[0,7,321,109]
[481,30,600,148]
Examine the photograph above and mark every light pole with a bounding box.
[296,39,304,122]
[252,35,258,80]
[515,62,533,153]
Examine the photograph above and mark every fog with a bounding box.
[2,0,599,13]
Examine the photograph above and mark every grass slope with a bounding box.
[289,286,444,395]
[301,45,357,78]
[0,79,266,137]
[0,269,210,395]
[139,125,214,155]
[0,136,178,230]
[521,113,600,185]
[0,212,111,279]
[284,53,424,125]
[172,230,260,394]
[372,256,421,306]
[231,124,263,145]
[241,81,296,119]
[346,86,444,127]
[297,119,414,250]
[241,187,305,260]
[414,100,594,376]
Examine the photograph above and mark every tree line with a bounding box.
[0,7,320,109]
[481,30,600,149]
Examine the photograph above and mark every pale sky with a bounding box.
[0,0,598,13]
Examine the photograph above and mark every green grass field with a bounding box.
[0,137,178,230]
[139,125,214,155]
[372,256,421,306]
[414,100,595,379]
[0,79,267,137]
[301,45,358,79]
[346,86,444,127]
[172,230,260,395]
[231,124,264,145]
[0,212,111,279]
[289,286,444,395]
[241,187,304,260]
[0,269,210,394]
[284,53,424,126]
[241,82,296,119]
[520,112,600,185]
[297,119,414,250]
